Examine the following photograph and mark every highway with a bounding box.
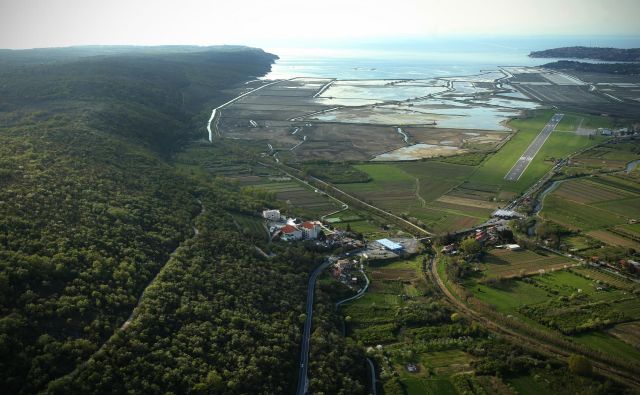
[296,260,331,395]
[504,113,564,181]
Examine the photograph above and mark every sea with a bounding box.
[262,35,640,80]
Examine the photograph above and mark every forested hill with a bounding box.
[0,46,278,153]
[542,60,640,75]
[529,46,640,62]
[0,47,366,394]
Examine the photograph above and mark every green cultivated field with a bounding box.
[572,331,640,363]
[231,213,268,241]
[469,267,640,361]
[401,377,458,395]
[480,248,573,279]
[541,174,640,235]
[340,162,483,232]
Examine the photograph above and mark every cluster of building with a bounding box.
[441,226,503,255]
[263,209,322,241]
[331,258,361,284]
[598,127,632,137]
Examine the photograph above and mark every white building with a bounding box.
[301,221,321,239]
[262,209,281,221]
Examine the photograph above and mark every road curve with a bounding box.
[296,260,332,395]
[334,269,377,395]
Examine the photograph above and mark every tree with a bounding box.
[460,237,482,256]
[567,354,592,376]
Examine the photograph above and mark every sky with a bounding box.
[0,0,639,49]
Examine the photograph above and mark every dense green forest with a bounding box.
[0,46,366,394]
[542,60,640,75]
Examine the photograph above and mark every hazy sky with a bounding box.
[1,0,639,49]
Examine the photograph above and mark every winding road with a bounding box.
[297,263,376,395]
[296,260,332,395]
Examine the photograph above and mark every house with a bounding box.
[262,209,281,221]
[301,221,321,239]
[441,243,457,254]
[280,224,302,241]
[475,230,488,243]
[492,209,524,219]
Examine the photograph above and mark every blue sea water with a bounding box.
[263,36,640,80]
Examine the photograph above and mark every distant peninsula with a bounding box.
[530,46,640,62]
[542,60,640,75]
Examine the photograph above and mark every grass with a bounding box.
[572,266,636,291]
[541,175,639,234]
[401,377,458,395]
[468,110,606,193]
[231,213,268,241]
[509,375,551,395]
[481,249,573,279]
[340,162,482,232]
[572,331,640,363]
[542,194,627,231]
[473,281,550,312]
[420,350,472,375]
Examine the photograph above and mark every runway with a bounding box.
[504,113,564,182]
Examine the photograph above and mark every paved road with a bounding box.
[504,113,564,181]
[296,260,331,395]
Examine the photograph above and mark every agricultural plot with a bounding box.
[572,331,640,363]
[609,321,640,350]
[338,162,485,232]
[572,266,637,291]
[541,177,638,229]
[541,174,640,249]
[400,378,458,395]
[471,269,640,354]
[480,248,573,279]
[246,179,341,217]
[231,214,268,242]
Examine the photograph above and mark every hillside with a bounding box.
[542,60,640,75]
[530,46,640,62]
[0,46,367,394]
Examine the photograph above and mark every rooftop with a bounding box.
[376,238,403,250]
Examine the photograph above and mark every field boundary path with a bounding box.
[51,199,206,385]
[504,113,564,181]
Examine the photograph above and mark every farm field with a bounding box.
[572,331,640,363]
[231,213,268,242]
[540,171,640,252]
[338,161,485,232]
[572,266,637,291]
[540,176,638,232]
[341,255,489,392]
[246,180,341,217]
[468,266,640,362]
[563,142,640,175]
[480,248,574,279]
[608,321,640,350]
[400,377,458,395]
